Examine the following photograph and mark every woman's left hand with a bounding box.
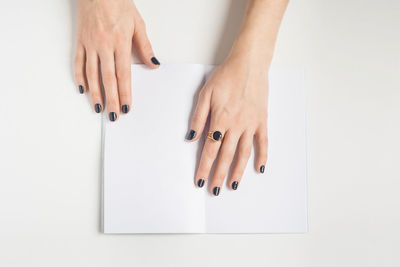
[187,54,269,196]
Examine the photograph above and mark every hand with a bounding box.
[187,55,269,195]
[186,0,288,196]
[74,0,160,121]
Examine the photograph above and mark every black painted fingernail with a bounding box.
[197,179,205,188]
[95,103,102,113]
[122,105,130,114]
[232,181,238,190]
[109,112,117,122]
[213,187,220,196]
[151,57,160,65]
[79,85,84,94]
[186,129,196,140]
[260,165,265,173]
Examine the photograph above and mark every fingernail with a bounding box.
[151,57,160,65]
[213,187,220,196]
[95,103,102,113]
[197,179,205,188]
[186,129,196,140]
[122,105,130,114]
[109,112,117,122]
[232,181,238,190]
[260,165,265,174]
[79,85,84,94]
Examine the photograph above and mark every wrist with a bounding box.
[228,34,274,71]
[225,0,289,72]
[226,44,272,76]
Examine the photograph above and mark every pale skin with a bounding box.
[75,0,288,195]
[74,0,159,120]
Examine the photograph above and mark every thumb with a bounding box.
[186,88,211,141]
[133,20,160,68]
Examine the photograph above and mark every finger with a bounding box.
[74,43,87,94]
[115,46,132,114]
[99,52,119,121]
[255,125,268,173]
[85,49,103,113]
[133,19,160,68]
[195,123,226,194]
[186,88,211,141]
[210,131,240,194]
[228,131,253,190]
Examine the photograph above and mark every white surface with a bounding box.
[103,65,307,233]
[0,0,399,266]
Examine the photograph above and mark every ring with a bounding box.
[207,131,223,142]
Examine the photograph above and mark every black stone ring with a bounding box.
[207,131,223,142]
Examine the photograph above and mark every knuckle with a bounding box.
[258,145,268,158]
[86,66,97,78]
[106,98,119,108]
[114,33,129,47]
[116,68,130,81]
[223,145,236,156]
[102,71,115,82]
[240,146,252,158]
[233,114,247,126]
[90,90,101,98]
[97,44,111,55]
[118,90,131,99]
[74,69,83,80]
[212,109,228,125]
[220,107,231,119]
[213,173,225,184]
[119,94,131,104]
[94,30,107,43]
[259,135,268,146]
[141,41,152,54]
[191,113,203,126]
[232,169,244,179]
[259,153,268,160]
[114,36,124,47]
[203,145,216,159]
[74,55,82,67]
[199,87,210,100]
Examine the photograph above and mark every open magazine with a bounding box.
[102,64,307,233]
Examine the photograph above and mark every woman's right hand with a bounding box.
[75,0,160,121]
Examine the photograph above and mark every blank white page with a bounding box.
[102,64,307,234]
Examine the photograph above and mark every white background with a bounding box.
[0,0,399,266]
